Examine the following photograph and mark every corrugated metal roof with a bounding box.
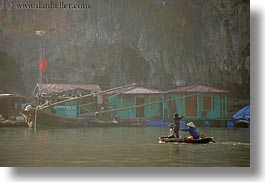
[167,85,229,93]
[41,83,102,93]
[112,87,162,94]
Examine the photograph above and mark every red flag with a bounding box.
[39,56,46,72]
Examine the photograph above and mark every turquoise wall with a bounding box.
[108,95,162,119]
[213,95,221,118]
[108,92,228,120]
[54,105,77,118]
[144,96,161,119]
[176,94,185,116]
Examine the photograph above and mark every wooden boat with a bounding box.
[183,137,214,143]
[20,81,142,128]
[235,120,250,128]
[21,109,120,128]
[0,120,28,127]
[21,108,145,128]
[158,136,215,144]
[233,106,250,128]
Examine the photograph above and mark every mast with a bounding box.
[32,30,46,130]
[35,30,46,106]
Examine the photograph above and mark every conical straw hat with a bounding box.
[186,122,196,128]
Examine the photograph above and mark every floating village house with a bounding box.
[0,94,27,120]
[165,85,229,121]
[108,87,164,120]
[35,83,102,118]
[107,85,229,122]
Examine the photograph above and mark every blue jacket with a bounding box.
[181,127,200,139]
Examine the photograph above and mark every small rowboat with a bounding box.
[184,137,214,143]
[158,136,215,144]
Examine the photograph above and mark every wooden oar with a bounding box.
[200,132,216,143]
[210,137,216,143]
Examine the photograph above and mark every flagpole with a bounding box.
[39,42,42,94]
[35,30,46,105]
[34,30,46,131]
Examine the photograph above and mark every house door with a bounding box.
[185,95,197,117]
[136,96,145,117]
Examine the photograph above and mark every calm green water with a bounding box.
[0,127,250,167]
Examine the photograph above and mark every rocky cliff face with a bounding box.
[0,0,250,99]
[0,51,25,94]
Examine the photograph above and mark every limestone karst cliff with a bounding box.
[0,0,249,100]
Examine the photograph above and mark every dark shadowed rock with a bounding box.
[0,51,25,95]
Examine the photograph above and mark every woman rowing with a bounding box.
[181,121,203,139]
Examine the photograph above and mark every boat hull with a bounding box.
[235,120,250,128]
[159,136,214,144]
[21,110,117,128]
[183,137,213,143]
[21,109,146,128]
